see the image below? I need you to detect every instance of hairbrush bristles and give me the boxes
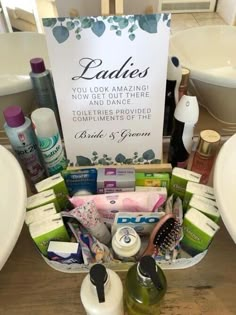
[142,214,181,257]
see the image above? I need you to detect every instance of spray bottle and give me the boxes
[3,105,46,185]
[168,95,199,168]
[80,264,124,315]
[163,56,182,136]
[29,57,63,138]
[31,107,67,176]
[124,255,167,315]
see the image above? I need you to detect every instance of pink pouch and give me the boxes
[70,191,166,225]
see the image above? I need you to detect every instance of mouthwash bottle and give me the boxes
[124,255,167,315]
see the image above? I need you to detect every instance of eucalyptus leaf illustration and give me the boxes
[150,159,161,164]
[167,19,171,28]
[118,17,129,29]
[76,156,92,166]
[128,24,138,33]
[129,34,135,41]
[116,30,122,36]
[110,25,118,31]
[52,25,69,43]
[108,17,113,23]
[91,21,106,37]
[143,149,155,160]
[76,34,81,40]
[75,27,82,34]
[98,158,109,165]
[58,18,66,22]
[115,153,126,163]
[138,15,160,33]
[81,17,93,28]
[66,21,75,30]
[124,158,133,164]
[43,18,57,27]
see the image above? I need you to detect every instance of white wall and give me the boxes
[217,0,236,25]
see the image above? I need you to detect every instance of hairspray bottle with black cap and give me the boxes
[168,95,199,169]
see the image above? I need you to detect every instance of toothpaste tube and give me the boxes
[70,191,166,225]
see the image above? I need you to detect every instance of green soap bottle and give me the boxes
[124,256,167,315]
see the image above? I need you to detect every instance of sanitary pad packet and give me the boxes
[181,208,220,256]
[25,203,57,225]
[26,189,60,212]
[35,173,69,210]
[170,167,201,199]
[29,213,70,256]
[183,182,215,211]
[188,195,220,223]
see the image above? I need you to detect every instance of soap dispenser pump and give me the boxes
[80,264,124,315]
[124,256,167,315]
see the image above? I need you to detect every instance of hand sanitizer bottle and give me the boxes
[80,264,124,315]
[124,256,167,315]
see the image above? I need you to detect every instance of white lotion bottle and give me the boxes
[80,264,124,315]
[31,107,68,176]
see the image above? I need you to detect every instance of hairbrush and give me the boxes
[141,213,181,257]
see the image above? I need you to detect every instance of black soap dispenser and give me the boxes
[124,255,167,315]
[80,264,124,315]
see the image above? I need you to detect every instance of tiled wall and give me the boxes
[171,12,226,34]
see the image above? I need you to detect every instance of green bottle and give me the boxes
[124,256,167,315]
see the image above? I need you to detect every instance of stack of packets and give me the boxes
[25,166,221,266]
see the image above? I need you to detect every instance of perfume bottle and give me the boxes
[124,256,167,315]
[191,130,221,184]
[178,67,190,100]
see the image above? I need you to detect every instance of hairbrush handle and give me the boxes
[141,213,176,257]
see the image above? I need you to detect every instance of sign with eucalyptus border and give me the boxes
[43,14,171,167]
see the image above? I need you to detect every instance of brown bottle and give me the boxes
[191,130,221,184]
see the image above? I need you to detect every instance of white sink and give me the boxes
[0,145,27,271]
[214,134,236,243]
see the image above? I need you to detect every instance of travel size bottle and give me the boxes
[3,105,46,184]
[168,95,199,168]
[80,264,124,315]
[31,107,67,176]
[124,255,167,315]
[29,57,63,138]
[191,129,221,184]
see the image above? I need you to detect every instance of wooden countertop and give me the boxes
[0,221,236,314]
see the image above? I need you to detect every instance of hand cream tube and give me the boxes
[70,191,166,225]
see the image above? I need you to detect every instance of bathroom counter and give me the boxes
[0,222,236,314]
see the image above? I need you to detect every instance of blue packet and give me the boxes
[62,168,97,197]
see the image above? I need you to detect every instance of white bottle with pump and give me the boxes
[80,264,124,315]
[31,107,68,176]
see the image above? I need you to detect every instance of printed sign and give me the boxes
[43,14,171,166]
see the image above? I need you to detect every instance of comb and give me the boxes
[142,213,181,257]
